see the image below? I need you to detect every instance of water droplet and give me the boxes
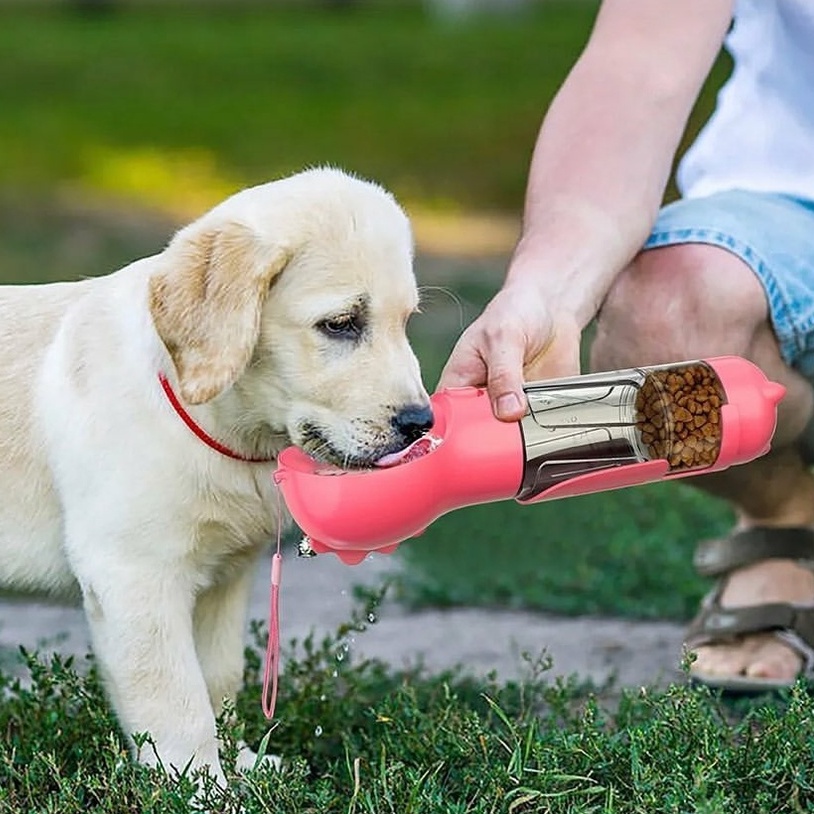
[331,669,338,678]
[320,694,327,702]
[314,725,323,737]
[367,612,377,623]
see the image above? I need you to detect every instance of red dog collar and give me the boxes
[158,373,274,463]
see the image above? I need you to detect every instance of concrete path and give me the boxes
[0,549,687,691]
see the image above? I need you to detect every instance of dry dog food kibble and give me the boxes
[634,363,726,471]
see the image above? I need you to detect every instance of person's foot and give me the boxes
[690,557,814,682]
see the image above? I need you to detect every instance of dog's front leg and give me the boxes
[193,551,279,772]
[77,562,226,784]
[194,555,259,716]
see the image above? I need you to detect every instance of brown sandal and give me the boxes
[685,527,814,692]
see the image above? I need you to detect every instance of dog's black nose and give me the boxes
[392,404,434,445]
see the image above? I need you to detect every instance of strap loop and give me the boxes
[694,527,814,577]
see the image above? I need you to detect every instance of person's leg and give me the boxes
[590,192,814,683]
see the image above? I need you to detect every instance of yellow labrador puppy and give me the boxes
[0,168,431,782]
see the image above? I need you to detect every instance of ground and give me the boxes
[0,547,688,693]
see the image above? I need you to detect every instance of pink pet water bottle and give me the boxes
[274,357,785,564]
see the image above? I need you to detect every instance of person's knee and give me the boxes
[590,243,769,372]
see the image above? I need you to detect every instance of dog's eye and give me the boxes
[317,314,362,339]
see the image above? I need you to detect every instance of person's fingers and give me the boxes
[437,359,480,390]
[523,342,580,382]
[437,324,527,421]
[437,335,487,390]
[437,287,581,422]
[522,319,582,382]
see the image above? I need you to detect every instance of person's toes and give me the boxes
[691,642,747,677]
[691,635,803,682]
[743,641,802,681]
[689,558,814,682]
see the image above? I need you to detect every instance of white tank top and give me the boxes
[677,0,814,201]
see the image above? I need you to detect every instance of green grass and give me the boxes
[396,480,732,620]
[3,601,814,814]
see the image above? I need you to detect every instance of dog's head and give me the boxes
[148,167,431,467]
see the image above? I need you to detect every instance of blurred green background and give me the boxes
[0,0,735,620]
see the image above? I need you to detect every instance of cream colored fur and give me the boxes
[0,168,428,782]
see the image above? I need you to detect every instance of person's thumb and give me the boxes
[485,347,527,422]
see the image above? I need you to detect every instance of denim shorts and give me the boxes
[644,189,814,381]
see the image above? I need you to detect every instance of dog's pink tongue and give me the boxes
[374,435,440,468]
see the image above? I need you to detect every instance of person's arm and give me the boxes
[513,0,734,328]
[439,0,734,419]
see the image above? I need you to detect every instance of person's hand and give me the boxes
[437,280,582,422]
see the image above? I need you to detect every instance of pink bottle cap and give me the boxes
[703,355,786,470]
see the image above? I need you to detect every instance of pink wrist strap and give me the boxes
[262,494,284,720]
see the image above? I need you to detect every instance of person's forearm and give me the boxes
[509,0,733,329]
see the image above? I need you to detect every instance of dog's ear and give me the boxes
[149,220,291,404]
